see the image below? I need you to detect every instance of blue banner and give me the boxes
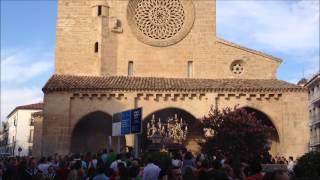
[131,108,142,134]
[115,107,142,135]
[121,110,131,135]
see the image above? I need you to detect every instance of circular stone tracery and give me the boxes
[128,0,195,46]
[231,60,244,75]
[135,0,185,40]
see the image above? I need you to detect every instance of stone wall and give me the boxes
[39,90,309,158]
[55,0,279,79]
[32,114,43,158]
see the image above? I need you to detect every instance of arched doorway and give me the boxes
[142,108,203,152]
[243,107,280,155]
[70,111,125,153]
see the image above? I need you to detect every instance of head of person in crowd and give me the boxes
[28,158,37,170]
[167,166,182,180]
[95,161,106,175]
[85,152,92,161]
[201,159,209,170]
[129,166,140,179]
[103,149,108,154]
[212,159,222,170]
[222,164,235,179]
[172,151,181,160]
[47,165,55,175]
[131,158,140,167]
[39,157,46,164]
[172,151,182,167]
[72,160,82,170]
[147,157,154,164]
[118,162,129,179]
[289,156,293,162]
[0,164,3,177]
[249,160,262,175]
[73,153,81,161]
[184,151,193,160]
[182,166,196,180]
[116,154,122,161]
[19,157,28,169]
[47,156,53,164]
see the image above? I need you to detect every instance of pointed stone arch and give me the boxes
[242,106,280,155]
[70,111,125,153]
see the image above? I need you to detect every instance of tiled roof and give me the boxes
[7,102,43,118]
[15,102,44,110]
[43,75,305,93]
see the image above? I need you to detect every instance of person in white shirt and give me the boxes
[171,152,182,168]
[37,157,51,175]
[110,154,127,172]
[143,158,161,180]
[287,156,295,172]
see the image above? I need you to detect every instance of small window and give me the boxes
[29,130,34,143]
[13,116,17,126]
[97,6,102,16]
[95,42,99,53]
[28,146,33,156]
[128,61,133,76]
[187,61,193,78]
[30,117,35,126]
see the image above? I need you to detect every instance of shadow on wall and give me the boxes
[70,111,126,153]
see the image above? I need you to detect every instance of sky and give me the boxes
[1,0,319,122]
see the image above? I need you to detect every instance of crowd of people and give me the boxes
[0,148,297,180]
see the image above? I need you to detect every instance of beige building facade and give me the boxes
[38,0,309,158]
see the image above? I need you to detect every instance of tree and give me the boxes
[293,151,320,180]
[201,106,275,162]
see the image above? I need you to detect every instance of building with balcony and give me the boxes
[5,102,43,156]
[305,73,320,151]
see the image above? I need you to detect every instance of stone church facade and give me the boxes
[35,0,309,158]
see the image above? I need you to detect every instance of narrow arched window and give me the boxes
[97,6,102,16]
[187,61,193,78]
[128,61,133,76]
[94,42,99,53]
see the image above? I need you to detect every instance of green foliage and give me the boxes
[200,106,275,162]
[294,151,320,180]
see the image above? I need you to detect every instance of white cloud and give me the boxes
[1,87,43,122]
[217,0,319,52]
[217,0,319,83]
[0,46,54,122]
[1,47,53,84]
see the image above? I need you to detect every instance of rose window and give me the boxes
[231,61,244,75]
[134,0,185,40]
[128,0,195,46]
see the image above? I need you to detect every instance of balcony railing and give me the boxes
[310,93,320,103]
[310,138,320,147]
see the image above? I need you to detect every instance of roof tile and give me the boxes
[42,75,305,93]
